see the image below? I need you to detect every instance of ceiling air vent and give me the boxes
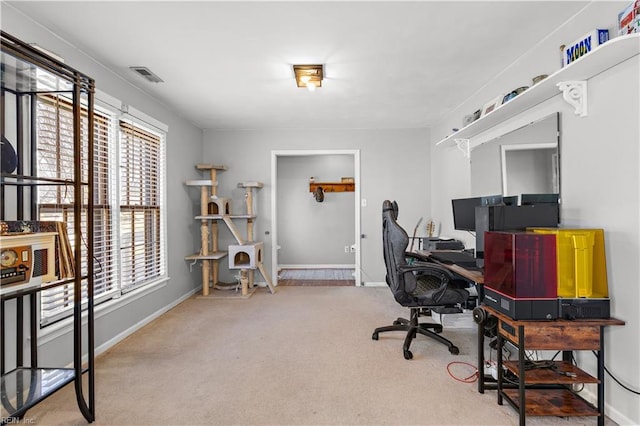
[129,66,164,83]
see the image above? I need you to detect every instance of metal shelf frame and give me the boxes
[1,31,95,424]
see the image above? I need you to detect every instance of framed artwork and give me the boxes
[481,95,503,117]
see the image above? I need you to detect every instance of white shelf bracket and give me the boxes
[454,138,470,158]
[557,80,588,117]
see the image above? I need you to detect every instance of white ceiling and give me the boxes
[7,1,589,130]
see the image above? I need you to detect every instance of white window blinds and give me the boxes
[118,120,165,292]
[36,94,166,326]
[37,94,118,325]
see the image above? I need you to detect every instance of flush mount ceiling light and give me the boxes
[293,64,323,91]
[129,66,164,83]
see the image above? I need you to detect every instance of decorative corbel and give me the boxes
[454,138,470,158]
[557,80,588,117]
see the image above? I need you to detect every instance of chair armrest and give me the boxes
[397,261,454,279]
[397,262,469,304]
[406,253,476,287]
[405,251,431,263]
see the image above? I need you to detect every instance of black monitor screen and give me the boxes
[452,197,482,231]
[520,193,559,205]
[502,195,518,206]
[481,194,503,206]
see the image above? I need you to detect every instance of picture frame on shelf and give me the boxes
[481,95,503,117]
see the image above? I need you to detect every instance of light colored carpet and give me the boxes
[21,286,616,425]
[279,268,355,280]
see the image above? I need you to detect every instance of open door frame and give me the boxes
[271,149,362,286]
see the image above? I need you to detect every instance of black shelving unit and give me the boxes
[1,31,95,423]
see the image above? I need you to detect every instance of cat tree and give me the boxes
[185,164,275,298]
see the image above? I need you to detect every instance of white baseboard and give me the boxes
[362,281,387,287]
[278,264,355,269]
[580,387,636,426]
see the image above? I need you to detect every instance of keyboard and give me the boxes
[429,251,479,269]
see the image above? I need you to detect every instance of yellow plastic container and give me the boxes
[528,228,608,298]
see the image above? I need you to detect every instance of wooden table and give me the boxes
[486,305,624,426]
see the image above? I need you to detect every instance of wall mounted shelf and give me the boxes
[309,182,355,193]
[436,33,640,146]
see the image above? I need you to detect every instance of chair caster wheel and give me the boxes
[449,346,460,355]
[393,320,401,325]
[372,332,379,340]
[403,350,413,360]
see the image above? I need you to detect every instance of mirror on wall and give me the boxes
[470,113,560,200]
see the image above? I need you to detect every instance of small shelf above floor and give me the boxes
[194,214,257,220]
[185,252,228,261]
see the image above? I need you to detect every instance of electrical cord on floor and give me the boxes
[592,351,640,396]
[446,361,479,383]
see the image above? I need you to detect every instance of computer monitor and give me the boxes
[452,197,482,231]
[452,195,507,231]
[481,194,504,206]
[520,193,559,205]
[502,195,518,206]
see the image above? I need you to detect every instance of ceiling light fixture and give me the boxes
[293,64,323,91]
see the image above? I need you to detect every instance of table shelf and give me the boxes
[1,367,76,421]
[503,360,599,385]
[502,388,599,417]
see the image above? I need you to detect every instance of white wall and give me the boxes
[202,128,430,285]
[430,3,639,424]
[277,154,355,266]
[1,5,203,367]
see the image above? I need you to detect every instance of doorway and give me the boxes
[271,150,361,286]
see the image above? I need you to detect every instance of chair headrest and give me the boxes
[382,200,399,220]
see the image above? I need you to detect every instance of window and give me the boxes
[118,121,165,292]
[37,94,166,326]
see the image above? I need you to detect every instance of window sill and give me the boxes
[37,276,170,345]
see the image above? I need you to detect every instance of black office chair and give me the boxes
[372,200,470,360]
